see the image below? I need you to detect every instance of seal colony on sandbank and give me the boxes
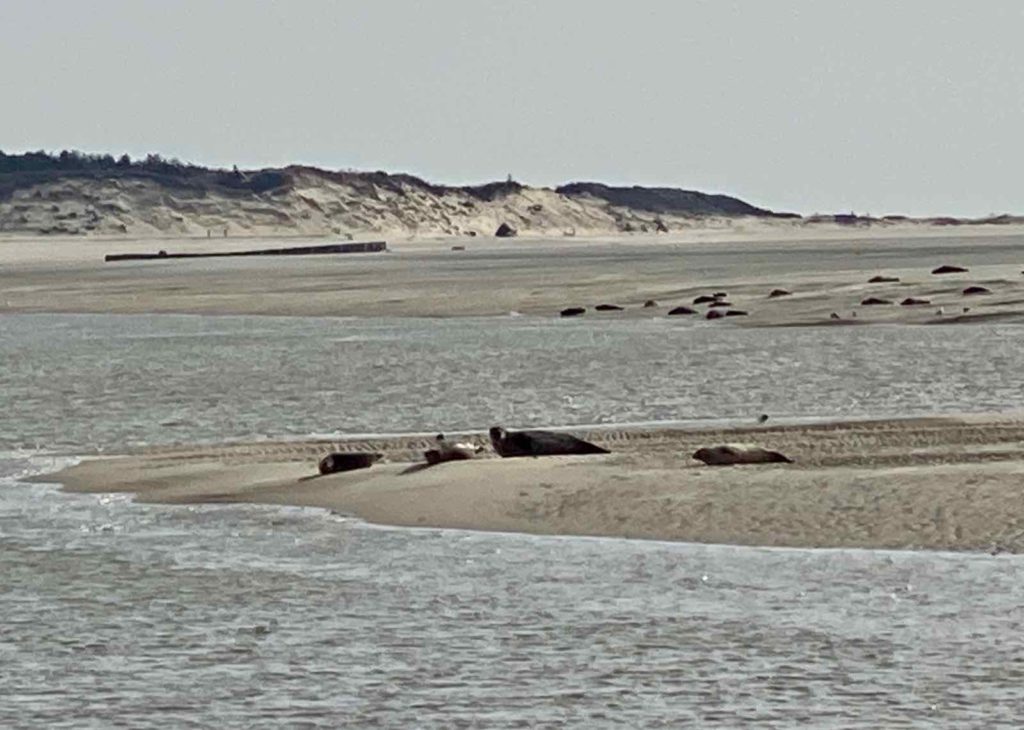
[43,415,1024,553]
[545,257,1018,326]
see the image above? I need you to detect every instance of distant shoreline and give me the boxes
[3,228,1024,325]
[2,150,1021,239]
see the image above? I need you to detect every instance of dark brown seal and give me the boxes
[692,445,792,466]
[318,452,382,475]
[489,426,609,458]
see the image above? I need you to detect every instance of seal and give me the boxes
[932,265,968,275]
[768,289,791,298]
[594,304,624,311]
[424,434,483,465]
[963,286,991,296]
[860,297,892,306]
[560,307,586,317]
[692,444,792,466]
[318,452,382,475]
[667,306,696,315]
[489,426,609,458]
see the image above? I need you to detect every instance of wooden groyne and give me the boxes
[105,241,387,262]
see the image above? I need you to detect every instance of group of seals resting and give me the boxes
[316,427,609,476]
[429,429,612,463]
[317,430,792,475]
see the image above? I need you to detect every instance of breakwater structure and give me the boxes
[105,240,387,262]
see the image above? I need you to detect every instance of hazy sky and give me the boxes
[3,1,1022,216]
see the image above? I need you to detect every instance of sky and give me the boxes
[2,0,1022,216]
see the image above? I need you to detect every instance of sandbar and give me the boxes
[43,416,1024,553]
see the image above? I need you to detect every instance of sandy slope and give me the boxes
[45,417,1024,553]
[0,169,776,239]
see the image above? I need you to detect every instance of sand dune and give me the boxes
[2,158,1021,241]
[45,416,1024,553]
[0,164,785,239]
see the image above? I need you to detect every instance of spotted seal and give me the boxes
[424,434,483,465]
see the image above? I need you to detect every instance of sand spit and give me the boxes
[44,416,1024,553]
[3,230,1024,323]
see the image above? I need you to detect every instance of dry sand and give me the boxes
[44,416,1024,553]
[3,226,1024,324]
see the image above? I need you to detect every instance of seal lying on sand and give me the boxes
[489,426,609,457]
[424,434,483,465]
[318,452,382,475]
[692,444,793,466]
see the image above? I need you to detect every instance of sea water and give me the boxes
[3,313,1024,727]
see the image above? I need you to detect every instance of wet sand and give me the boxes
[46,416,1024,553]
[3,229,1024,324]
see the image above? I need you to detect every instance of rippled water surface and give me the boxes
[3,313,1024,727]
[3,313,1024,451]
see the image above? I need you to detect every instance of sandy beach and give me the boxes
[2,226,1024,324]
[45,415,1024,553]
